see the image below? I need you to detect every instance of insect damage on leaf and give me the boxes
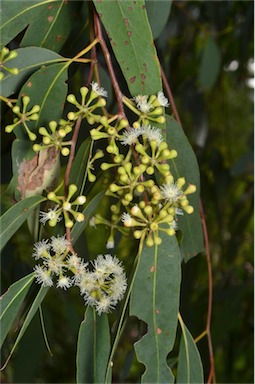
[17,147,60,199]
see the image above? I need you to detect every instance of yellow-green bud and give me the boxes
[67,94,77,104]
[61,147,70,156]
[63,201,72,211]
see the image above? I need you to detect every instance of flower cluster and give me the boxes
[87,89,196,247]
[0,47,19,80]
[122,91,168,127]
[33,236,127,315]
[40,184,86,228]
[5,95,40,141]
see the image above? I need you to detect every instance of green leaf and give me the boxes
[166,117,204,260]
[0,0,75,50]
[71,191,105,245]
[0,0,46,48]
[93,0,162,95]
[198,37,221,90]
[69,138,92,192]
[6,284,49,363]
[76,306,111,384]
[130,233,181,383]
[145,0,172,40]
[0,196,46,251]
[1,47,63,97]
[0,273,34,347]
[20,1,82,52]
[177,315,204,384]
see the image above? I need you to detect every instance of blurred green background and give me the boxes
[1,1,253,383]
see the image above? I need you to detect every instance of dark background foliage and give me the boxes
[1,1,253,383]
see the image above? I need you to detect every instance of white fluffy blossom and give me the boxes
[32,239,50,260]
[51,235,69,254]
[34,265,53,287]
[157,91,169,107]
[120,127,142,146]
[160,182,183,203]
[141,125,163,145]
[133,95,152,113]
[39,206,61,225]
[91,81,108,97]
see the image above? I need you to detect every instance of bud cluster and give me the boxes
[32,120,73,156]
[5,95,40,141]
[0,47,19,80]
[40,184,86,228]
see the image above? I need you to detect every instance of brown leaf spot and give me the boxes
[124,18,129,27]
[142,4,146,9]
[127,31,132,37]
[27,82,32,88]
[141,73,146,80]
[155,309,160,314]
[150,265,155,272]
[124,41,129,45]
[47,16,54,23]
[129,76,136,83]
[23,208,28,213]
[128,6,133,11]
[56,34,61,42]
[47,5,53,10]
[156,328,162,335]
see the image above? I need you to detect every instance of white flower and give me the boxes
[157,91,169,107]
[39,206,61,225]
[57,275,72,290]
[83,291,98,307]
[141,125,163,145]
[78,271,97,295]
[121,212,132,226]
[91,81,108,97]
[110,273,127,302]
[95,295,115,315]
[43,255,64,275]
[160,182,183,203]
[34,265,53,287]
[120,127,142,146]
[32,239,50,260]
[51,235,70,254]
[106,240,115,249]
[134,95,152,113]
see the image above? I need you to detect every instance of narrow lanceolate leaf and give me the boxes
[198,37,221,90]
[166,117,204,260]
[177,314,204,384]
[76,306,111,384]
[145,0,172,40]
[1,47,63,97]
[130,234,181,383]
[71,191,105,245]
[0,196,46,251]
[6,284,49,363]
[0,273,34,347]
[93,0,162,95]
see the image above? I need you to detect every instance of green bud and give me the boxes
[61,147,70,156]
[12,105,20,114]
[67,94,77,105]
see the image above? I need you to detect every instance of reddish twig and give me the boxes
[199,200,216,384]
[161,65,216,383]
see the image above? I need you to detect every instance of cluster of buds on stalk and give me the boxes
[5,95,40,141]
[40,184,86,228]
[0,47,19,80]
